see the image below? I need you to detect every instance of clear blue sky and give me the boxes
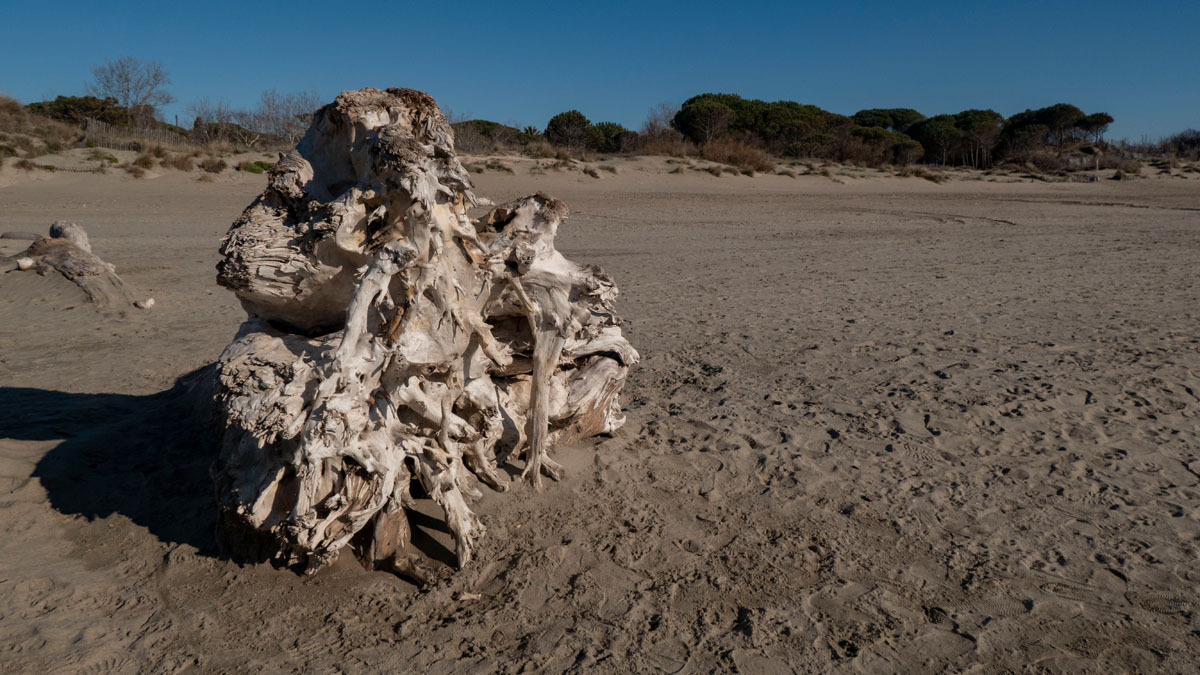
[2,0,1196,140]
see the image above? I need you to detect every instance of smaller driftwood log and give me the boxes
[8,222,138,306]
[212,88,637,581]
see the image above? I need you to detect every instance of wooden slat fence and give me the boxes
[83,118,194,151]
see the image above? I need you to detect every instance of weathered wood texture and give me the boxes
[212,88,637,580]
[10,222,133,305]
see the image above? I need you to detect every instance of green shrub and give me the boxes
[851,108,925,132]
[891,133,924,165]
[519,126,542,145]
[674,93,852,157]
[906,116,964,165]
[593,122,637,153]
[26,95,129,125]
[545,110,594,152]
[673,99,735,143]
[235,159,273,173]
[14,158,36,170]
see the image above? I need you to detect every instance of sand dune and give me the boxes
[2,162,1199,672]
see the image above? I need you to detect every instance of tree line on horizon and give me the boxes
[454,95,1155,172]
[3,57,1199,174]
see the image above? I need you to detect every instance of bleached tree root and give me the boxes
[212,88,637,582]
[8,222,137,306]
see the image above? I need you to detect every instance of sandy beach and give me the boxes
[2,159,1199,672]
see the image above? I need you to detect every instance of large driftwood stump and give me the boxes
[7,222,136,306]
[212,88,637,581]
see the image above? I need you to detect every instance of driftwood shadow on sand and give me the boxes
[1,367,221,554]
[0,366,458,569]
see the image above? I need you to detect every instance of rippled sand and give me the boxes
[2,160,1198,672]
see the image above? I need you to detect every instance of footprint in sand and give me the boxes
[1036,579,1126,612]
[70,655,143,675]
[968,594,1033,619]
[1125,591,1194,615]
[896,440,939,463]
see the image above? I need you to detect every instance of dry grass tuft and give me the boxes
[1100,156,1142,173]
[0,95,82,158]
[637,136,696,157]
[200,157,227,173]
[164,154,195,171]
[86,149,118,164]
[898,166,948,183]
[466,161,515,174]
[523,140,558,159]
[698,138,774,173]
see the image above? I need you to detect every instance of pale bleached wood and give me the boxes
[212,88,638,582]
[12,224,134,306]
[49,221,91,253]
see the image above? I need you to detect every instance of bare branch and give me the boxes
[88,56,174,125]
